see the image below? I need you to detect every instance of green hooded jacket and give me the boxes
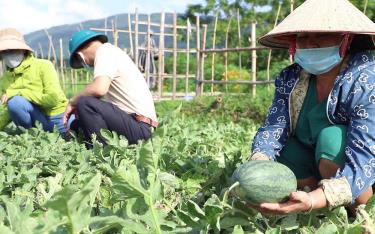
[0,54,68,129]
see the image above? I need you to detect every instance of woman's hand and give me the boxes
[63,102,76,130]
[0,94,8,105]
[248,188,327,215]
[251,191,312,215]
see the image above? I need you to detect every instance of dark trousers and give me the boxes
[70,96,152,148]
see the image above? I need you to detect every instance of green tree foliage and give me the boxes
[183,0,375,82]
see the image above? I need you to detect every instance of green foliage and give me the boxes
[0,96,372,233]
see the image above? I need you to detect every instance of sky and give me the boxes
[0,0,205,34]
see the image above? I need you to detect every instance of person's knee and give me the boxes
[76,96,98,112]
[316,125,347,166]
[7,96,30,113]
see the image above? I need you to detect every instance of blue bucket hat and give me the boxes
[69,30,108,69]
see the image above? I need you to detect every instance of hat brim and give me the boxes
[259,31,375,49]
[0,39,33,53]
[69,34,107,69]
[258,0,375,49]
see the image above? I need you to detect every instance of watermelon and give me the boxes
[231,160,297,204]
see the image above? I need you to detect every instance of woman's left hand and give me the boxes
[250,191,313,215]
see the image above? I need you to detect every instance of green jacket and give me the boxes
[0,55,68,128]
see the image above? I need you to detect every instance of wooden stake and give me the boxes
[185,18,191,97]
[251,22,257,97]
[145,14,152,88]
[172,12,178,100]
[201,24,207,94]
[59,38,65,88]
[128,13,134,58]
[237,9,242,80]
[134,9,139,67]
[211,15,218,95]
[38,43,44,59]
[104,17,108,36]
[195,15,201,96]
[158,12,165,99]
[289,0,295,64]
[44,29,57,65]
[225,17,233,92]
[267,1,282,91]
[364,0,369,14]
[112,19,119,47]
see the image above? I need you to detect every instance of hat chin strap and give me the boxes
[288,37,296,58]
[339,34,352,57]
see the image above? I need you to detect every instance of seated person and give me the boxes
[0,28,73,134]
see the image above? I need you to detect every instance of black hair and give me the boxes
[348,34,375,54]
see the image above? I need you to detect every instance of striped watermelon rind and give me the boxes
[231,160,297,204]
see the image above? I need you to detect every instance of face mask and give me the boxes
[77,52,93,72]
[2,51,24,68]
[294,46,343,75]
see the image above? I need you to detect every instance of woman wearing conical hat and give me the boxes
[0,28,74,134]
[249,0,375,214]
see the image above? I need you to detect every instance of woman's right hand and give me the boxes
[0,94,8,105]
[249,152,270,161]
[63,103,76,130]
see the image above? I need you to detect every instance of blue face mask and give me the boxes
[294,46,343,75]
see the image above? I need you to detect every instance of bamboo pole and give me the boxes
[225,17,233,92]
[46,33,51,60]
[195,15,202,96]
[134,9,139,67]
[201,24,207,94]
[44,29,58,66]
[74,70,77,94]
[91,27,175,37]
[130,20,197,30]
[128,13,134,58]
[267,1,282,91]
[38,43,44,59]
[158,12,165,99]
[172,12,178,100]
[112,19,119,47]
[199,80,273,85]
[59,38,65,88]
[145,15,152,88]
[211,15,218,95]
[104,17,108,36]
[251,22,257,97]
[290,0,295,12]
[70,69,73,88]
[237,9,242,80]
[289,0,295,64]
[364,0,369,14]
[185,18,191,97]
[201,47,265,53]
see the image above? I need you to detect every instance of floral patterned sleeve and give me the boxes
[326,55,375,207]
[251,65,300,160]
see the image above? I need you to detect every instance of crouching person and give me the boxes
[64,30,158,148]
[0,28,72,134]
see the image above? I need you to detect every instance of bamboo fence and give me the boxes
[39,10,272,100]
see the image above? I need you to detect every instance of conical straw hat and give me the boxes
[0,28,33,52]
[259,0,375,49]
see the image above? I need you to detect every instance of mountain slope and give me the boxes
[24,13,180,60]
